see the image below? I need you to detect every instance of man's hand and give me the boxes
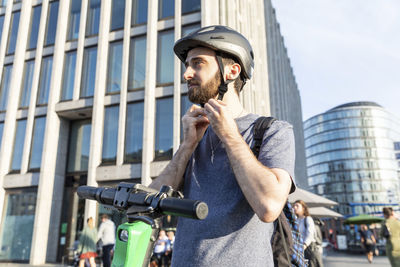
[182,105,209,148]
[204,99,241,143]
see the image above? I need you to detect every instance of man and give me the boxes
[382,207,400,267]
[98,214,115,267]
[150,25,295,266]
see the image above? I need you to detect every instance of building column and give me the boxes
[173,0,182,153]
[0,0,23,225]
[141,0,158,186]
[30,0,69,264]
[202,0,220,27]
[116,0,133,165]
[85,0,112,220]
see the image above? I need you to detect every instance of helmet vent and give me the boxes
[210,36,225,39]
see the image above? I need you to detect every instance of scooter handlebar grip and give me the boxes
[77,186,100,201]
[159,198,208,220]
[77,186,115,205]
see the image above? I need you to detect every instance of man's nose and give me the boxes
[183,66,194,81]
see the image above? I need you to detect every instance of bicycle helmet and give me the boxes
[174,25,254,101]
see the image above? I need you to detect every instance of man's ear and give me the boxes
[225,63,241,81]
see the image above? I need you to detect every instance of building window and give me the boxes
[27,5,42,50]
[110,0,125,31]
[6,11,20,55]
[0,189,37,261]
[394,142,400,151]
[102,106,119,164]
[19,60,35,108]
[86,0,100,36]
[157,30,174,85]
[67,120,91,172]
[0,0,7,7]
[61,50,77,101]
[106,41,123,93]
[37,56,53,105]
[128,35,146,90]
[0,16,4,40]
[180,94,192,142]
[182,0,200,14]
[131,0,147,26]
[44,1,59,46]
[125,101,143,163]
[67,0,81,40]
[0,65,13,111]
[11,119,26,172]
[29,117,46,170]
[0,122,3,150]
[80,46,97,98]
[155,97,173,161]
[158,0,174,19]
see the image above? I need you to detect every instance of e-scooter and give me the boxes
[77,182,208,267]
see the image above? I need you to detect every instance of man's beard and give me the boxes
[187,71,221,104]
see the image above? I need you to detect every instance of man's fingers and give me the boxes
[189,104,202,112]
[188,105,206,117]
[183,113,209,125]
[204,102,220,119]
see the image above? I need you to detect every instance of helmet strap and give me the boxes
[215,54,233,101]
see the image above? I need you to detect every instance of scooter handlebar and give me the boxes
[160,197,208,220]
[77,185,208,220]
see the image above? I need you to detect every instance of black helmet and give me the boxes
[174,25,254,80]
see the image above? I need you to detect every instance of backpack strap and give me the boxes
[277,214,292,265]
[251,117,294,264]
[251,116,276,158]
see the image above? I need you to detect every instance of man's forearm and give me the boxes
[223,134,291,222]
[149,143,195,190]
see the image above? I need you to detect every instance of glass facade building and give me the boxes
[0,0,304,264]
[304,102,400,216]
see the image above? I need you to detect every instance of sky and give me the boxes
[270,0,400,121]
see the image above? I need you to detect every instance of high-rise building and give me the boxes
[0,0,304,264]
[304,102,400,217]
[264,0,307,189]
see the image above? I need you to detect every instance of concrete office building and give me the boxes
[304,102,400,217]
[0,0,304,264]
[264,0,307,189]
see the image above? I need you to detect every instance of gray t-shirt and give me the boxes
[171,113,296,267]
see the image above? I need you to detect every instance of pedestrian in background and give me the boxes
[78,217,97,267]
[359,224,376,263]
[382,207,400,267]
[294,200,323,267]
[314,218,324,259]
[98,214,115,267]
[152,230,169,267]
[165,230,175,266]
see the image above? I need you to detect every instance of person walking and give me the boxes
[382,207,400,267]
[78,217,98,267]
[152,230,169,267]
[150,25,296,266]
[293,200,323,267]
[98,214,115,267]
[359,224,377,263]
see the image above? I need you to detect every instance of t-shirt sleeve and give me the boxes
[257,120,296,193]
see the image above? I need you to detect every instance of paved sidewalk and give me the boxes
[1,251,392,267]
[324,250,391,267]
[0,264,63,267]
